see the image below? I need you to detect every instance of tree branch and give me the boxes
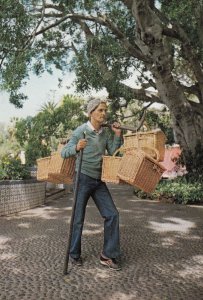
[31,3,64,13]
[101,16,151,63]
[23,0,46,49]
[0,53,7,70]
[34,14,71,36]
[119,82,162,103]
[181,83,202,100]
[70,42,79,56]
[174,24,203,99]
[71,17,159,104]
[33,13,64,18]
[33,12,150,63]
[120,0,133,10]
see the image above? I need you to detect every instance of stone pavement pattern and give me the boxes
[0,185,203,300]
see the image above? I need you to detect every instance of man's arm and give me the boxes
[61,125,87,158]
[61,132,78,158]
[106,122,122,155]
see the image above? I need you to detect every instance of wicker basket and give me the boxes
[47,152,76,184]
[101,148,126,184]
[37,152,75,184]
[117,150,166,193]
[57,143,65,152]
[47,173,74,185]
[123,129,166,161]
[125,146,160,161]
[36,156,51,181]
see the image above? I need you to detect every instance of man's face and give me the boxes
[90,102,107,124]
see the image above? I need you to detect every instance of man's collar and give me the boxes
[87,121,103,134]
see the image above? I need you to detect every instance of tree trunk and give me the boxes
[131,0,203,175]
[155,74,203,174]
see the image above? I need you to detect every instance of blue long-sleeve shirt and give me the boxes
[61,123,122,179]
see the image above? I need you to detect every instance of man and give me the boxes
[61,98,122,270]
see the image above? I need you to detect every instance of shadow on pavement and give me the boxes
[0,185,203,300]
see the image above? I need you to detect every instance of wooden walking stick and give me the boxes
[63,132,86,275]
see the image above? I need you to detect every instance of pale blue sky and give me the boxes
[0,70,108,125]
[0,2,161,126]
[0,70,78,124]
[0,72,158,126]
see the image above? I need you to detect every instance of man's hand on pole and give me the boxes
[111,122,122,137]
[76,138,87,152]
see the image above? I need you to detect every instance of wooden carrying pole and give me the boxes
[63,132,86,275]
[102,123,138,132]
[101,110,146,132]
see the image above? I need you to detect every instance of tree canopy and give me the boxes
[14,94,86,165]
[1,0,203,176]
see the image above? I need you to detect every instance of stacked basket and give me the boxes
[123,129,166,161]
[36,146,75,184]
[102,129,166,193]
[101,147,126,185]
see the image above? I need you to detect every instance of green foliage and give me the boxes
[144,109,174,144]
[14,94,86,165]
[0,121,22,158]
[182,142,203,181]
[25,141,50,166]
[0,154,31,180]
[116,102,174,145]
[0,0,137,105]
[0,0,34,106]
[152,177,203,204]
[134,188,152,200]
[134,175,203,205]
[74,34,133,94]
[160,0,203,83]
[1,0,203,176]
[160,0,203,58]
[1,0,202,104]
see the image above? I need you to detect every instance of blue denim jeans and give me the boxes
[70,172,120,259]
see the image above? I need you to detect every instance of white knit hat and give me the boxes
[87,98,107,116]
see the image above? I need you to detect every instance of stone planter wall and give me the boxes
[0,179,46,216]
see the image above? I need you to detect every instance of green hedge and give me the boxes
[134,177,203,205]
[0,155,31,180]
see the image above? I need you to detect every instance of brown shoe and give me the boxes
[69,256,83,266]
[100,255,121,271]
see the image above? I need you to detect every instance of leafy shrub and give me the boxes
[134,188,153,199]
[134,177,203,204]
[0,155,31,180]
[152,177,203,204]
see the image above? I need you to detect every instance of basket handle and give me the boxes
[123,146,160,161]
[140,146,160,161]
[153,164,162,174]
[113,147,124,157]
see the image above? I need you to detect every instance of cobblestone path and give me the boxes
[0,185,203,300]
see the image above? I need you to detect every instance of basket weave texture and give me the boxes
[37,151,75,184]
[57,143,65,152]
[101,148,126,184]
[117,150,166,193]
[36,156,51,181]
[123,129,166,161]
